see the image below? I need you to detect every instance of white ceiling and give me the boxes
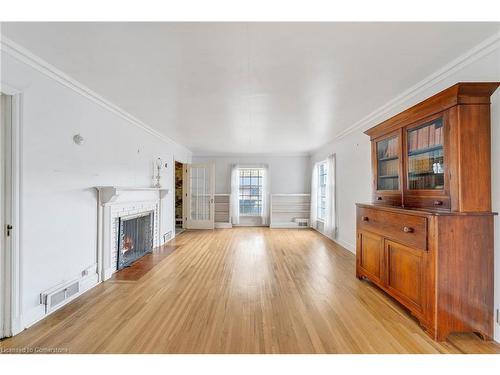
[2,22,499,154]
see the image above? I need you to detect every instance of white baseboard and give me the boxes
[20,305,45,332]
[103,267,115,281]
[10,315,23,336]
[270,223,310,229]
[215,222,232,229]
[312,227,356,254]
[333,238,356,254]
[19,272,99,332]
[80,272,99,291]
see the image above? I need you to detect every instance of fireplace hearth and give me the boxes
[117,211,154,270]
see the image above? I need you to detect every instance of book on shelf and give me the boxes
[379,158,398,176]
[435,124,442,145]
[379,137,399,159]
[409,150,444,175]
[410,131,417,152]
[409,173,444,190]
[389,137,397,157]
[409,122,444,153]
[422,126,429,149]
[379,176,398,190]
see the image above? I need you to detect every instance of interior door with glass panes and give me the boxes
[185,163,215,229]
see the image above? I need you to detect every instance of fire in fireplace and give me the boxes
[117,211,154,270]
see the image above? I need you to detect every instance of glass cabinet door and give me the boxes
[376,136,400,191]
[407,118,444,190]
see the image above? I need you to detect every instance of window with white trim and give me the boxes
[239,168,263,216]
[317,161,327,221]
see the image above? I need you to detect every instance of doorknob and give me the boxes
[6,224,13,236]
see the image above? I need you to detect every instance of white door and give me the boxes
[185,163,215,229]
[1,93,13,338]
[0,93,4,338]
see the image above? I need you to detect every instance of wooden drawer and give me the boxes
[404,195,450,210]
[372,193,402,206]
[357,207,427,250]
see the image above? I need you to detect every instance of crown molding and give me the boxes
[0,35,192,155]
[331,30,500,143]
[192,151,311,158]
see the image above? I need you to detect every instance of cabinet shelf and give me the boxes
[409,171,444,177]
[379,175,399,179]
[378,156,399,162]
[408,145,443,157]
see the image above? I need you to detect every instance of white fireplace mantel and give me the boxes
[95,186,169,204]
[94,186,169,281]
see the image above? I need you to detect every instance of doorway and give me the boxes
[174,161,184,235]
[1,93,13,338]
[0,88,21,339]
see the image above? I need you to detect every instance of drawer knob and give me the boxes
[377,196,383,201]
[434,200,443,206]
[403,226,414,233]
[361,216,369,222]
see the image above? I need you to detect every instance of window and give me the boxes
[317,162,327,221]
[239,168,263,216]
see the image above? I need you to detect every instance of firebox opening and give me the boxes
[117,211,154,270]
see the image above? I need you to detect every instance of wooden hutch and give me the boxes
[356,82,499,341]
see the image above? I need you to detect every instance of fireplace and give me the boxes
[117,211,154,270]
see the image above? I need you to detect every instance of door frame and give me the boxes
[1,84,22,337]
[172,158,186,237]
[184,162,215,230]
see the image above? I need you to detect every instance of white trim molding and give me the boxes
[332,238,355,254]
[0,87,23,336]
[0,36,192,157]
[312,225,355,254]
[192,151,311,158]
[331,30,500,142]
[95,186,168,205]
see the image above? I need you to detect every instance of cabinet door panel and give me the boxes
[385,240,424,311]
[402,112,451,209]
[357,231,383,282]
[372,129,403,206]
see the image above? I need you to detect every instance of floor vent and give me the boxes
[294,218,309,227]
[40,280,80,313]
[163,231,172,243]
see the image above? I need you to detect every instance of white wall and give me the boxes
[193,154,311,194]
[311,47,500,341]
[1,50,192,330]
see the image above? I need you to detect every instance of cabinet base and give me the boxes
[355,271,494,342]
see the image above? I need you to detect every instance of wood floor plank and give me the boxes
[1,228,499,354]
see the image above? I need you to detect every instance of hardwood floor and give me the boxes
[1,228,499,354]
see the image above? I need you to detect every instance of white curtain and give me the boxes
[325,154,337,238]
[310,163,319,229]
[261,166,269,225]
[230,164,240,225]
